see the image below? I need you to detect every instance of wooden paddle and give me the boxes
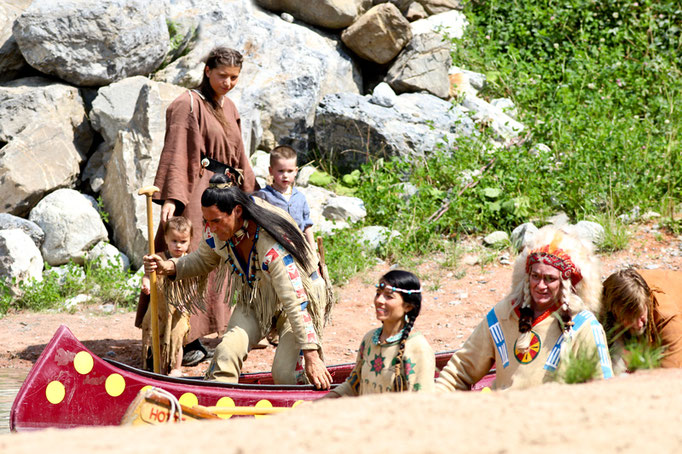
[138,185,161,374]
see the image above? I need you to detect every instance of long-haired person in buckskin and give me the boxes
[135,47,258,364]
[143,173,334,389]
[600,268,682,372]
[327,270,435,397]
[437,225,613,391]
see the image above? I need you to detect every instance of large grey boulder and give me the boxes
[29,189,108,266]
[100,83,170,269]
[416,0,462,15]
[0,0,32,82]
[322,196,367,223]
[86,241,131,272]
[405,2,428,21]
[255,0,370,29]
[90,76,152,148]
[341,3,412,64]
[0,229,44,291]
[297,185,336,229]
[385,32,451,99]
[154,0,361,155]
[0,78,93,216]
[84,77,185,192]
[314,91,475,171]
[359,225,400,250]
[0,213,44,249]
[13,0,170,86]
[511,222,538,252]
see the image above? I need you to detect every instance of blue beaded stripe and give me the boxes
[486,309,509,368]
[543,310,613,378]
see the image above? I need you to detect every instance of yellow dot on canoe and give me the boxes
[292,400,306,408]
[73,351,94,375]
[179,392,198,408]
[216,396,235,419]
[105,373,125,397]
[141,385,153,393]
[45,381,65,404]
[254,399,272,419]
[481,387,492,394]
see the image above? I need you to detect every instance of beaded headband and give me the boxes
[525,231,583,286]
[376,282,422,295]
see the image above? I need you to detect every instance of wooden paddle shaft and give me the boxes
[138,186,161,374]
[203,406,289,416]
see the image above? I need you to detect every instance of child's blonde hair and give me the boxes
[164,216,193,238]
[269,145,297,165]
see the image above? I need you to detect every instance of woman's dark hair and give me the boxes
[197,46,243,130]
[379,270,422,392]
[201,174,311,267]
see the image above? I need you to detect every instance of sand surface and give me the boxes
[3,369,681,453]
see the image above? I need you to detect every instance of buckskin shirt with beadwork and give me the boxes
[169,202,329,354]
[332,328,435,396]
[436,298,613,391]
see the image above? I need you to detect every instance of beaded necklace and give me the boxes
[372,326,405,345]
[220,225,261,287]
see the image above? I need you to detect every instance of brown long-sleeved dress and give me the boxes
[145,89,257,343]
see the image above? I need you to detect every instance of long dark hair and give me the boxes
[379,270,422,392]
[197,46,243,130]
[201,174,312,267]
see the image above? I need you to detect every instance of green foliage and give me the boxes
[84,258,139,309]
[321,230,376,285]
[0,260,138,315]
[591,212,631,252]
[96,196,110,224]
[308,171,334,187]
[623,336,664,371]
[559,346,601,384]
[322,0,680,279]
[449,0,681,220]
[0,282,13,317]
[167,19,195,56]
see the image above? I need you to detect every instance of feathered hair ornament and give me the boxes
[504,225,602,352]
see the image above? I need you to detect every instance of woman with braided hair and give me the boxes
[327,270,435,397]
[436,225,613,391]
[144,173,333,388]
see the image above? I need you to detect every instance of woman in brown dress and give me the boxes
[137,47,257,364]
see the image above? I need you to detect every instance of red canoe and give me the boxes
[10,325,495,431]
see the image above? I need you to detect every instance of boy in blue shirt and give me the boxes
[254,145,315,249]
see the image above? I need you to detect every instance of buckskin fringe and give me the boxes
[160,273,206,316]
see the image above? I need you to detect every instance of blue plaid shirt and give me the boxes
[254,185,313,232]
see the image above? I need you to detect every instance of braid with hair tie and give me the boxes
[393,313,417,392]
[558,278,574,332]
[516,275,534,352]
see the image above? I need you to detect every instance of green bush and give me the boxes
[623,336,664,371]
[559,346,601,384]
[0,260,139,316]
[320,229,377,285]
[450,0,680,219]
